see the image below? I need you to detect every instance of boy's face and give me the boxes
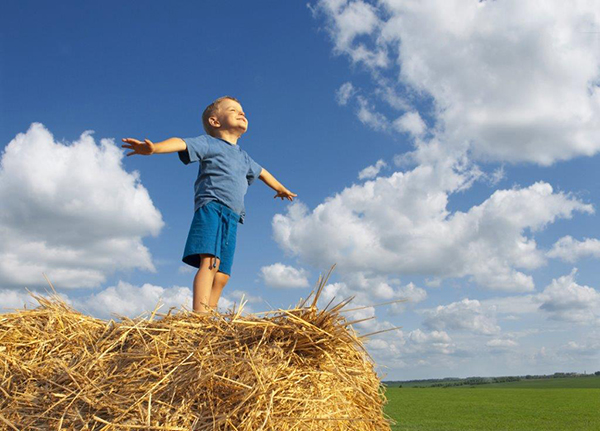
[211,99,248,135]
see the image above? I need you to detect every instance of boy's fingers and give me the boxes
[123,138,142,144]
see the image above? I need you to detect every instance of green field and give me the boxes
[468,376,600,389]
[383,377,600,430]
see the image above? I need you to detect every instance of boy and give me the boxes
[122,96,296,313]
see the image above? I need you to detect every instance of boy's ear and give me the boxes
[208,116,220,129]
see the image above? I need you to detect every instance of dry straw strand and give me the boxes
[0,267,395,430]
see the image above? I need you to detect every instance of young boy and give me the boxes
[122,96,296,313]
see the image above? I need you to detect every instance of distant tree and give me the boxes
[595,371,600,376]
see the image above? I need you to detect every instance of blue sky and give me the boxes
[2,0,600,380]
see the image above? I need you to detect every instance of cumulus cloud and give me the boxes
[1,281,261,319]
[0,288,70,312]
[318,273,427,310]
[274,176,591,292]
[260,263,310,289]
[421,299,501,335]
[73,281,192,319]
[305,1,600,374]
[0,124,164,289]
[547,236,600,262]
[316,0,388,68]
[431,270,600,330]
[358,159,387,180]
[538,269,600,324]
[393,111,427,137]
[316,0,600,165]
[365,328,457,370]
[408,329,455,355]
[309,274,426,335]
[213,289,264,314]
[302,1,596,295]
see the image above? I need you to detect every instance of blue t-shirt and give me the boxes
[178,135,263,224]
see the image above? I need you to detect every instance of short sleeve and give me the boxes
[178,136,210,165]
[246,154,263,185]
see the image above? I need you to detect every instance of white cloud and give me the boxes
[273,175,591,292]
[336,81,356,105]
[313,274,426,335]
[0,288,70,312]
[358,159,387,180]
[303,2,600,376]
[447,270,600,327]
[305,1,595,293]
[227,289,264,305]
[1,281,262,319]
[73,281,192,319]
[408,329,455,355]
[317,0,600,165]
[421,298,501,335]
[480,294,540,317]
[538,269,600,324]
[563,339,600,357]
[393,111,427,137]
[488,166,506,186]
[356,96,389,131]
[366,328,456,370]
[547,236,600,262]
[317,273,426,310]
[317,0,388,68]
[0,124,163,289]
[260,263,310,289]
[217,289,263,314]
[487,339,518,350]
[389,282,428,314]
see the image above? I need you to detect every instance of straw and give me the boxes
[0,272,394,430]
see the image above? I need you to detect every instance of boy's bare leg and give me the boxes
[193,255,220,313]
[208,272,230,309]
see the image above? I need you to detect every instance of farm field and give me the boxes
[383,377,600,430]
[469,376,600,389]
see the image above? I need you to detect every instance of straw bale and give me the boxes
[0,276,393,430]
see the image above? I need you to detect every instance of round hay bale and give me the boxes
[0,279,393,430]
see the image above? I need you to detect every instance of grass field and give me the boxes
[469,376,600,389]
[383,377,600,430]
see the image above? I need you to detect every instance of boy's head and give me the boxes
[202,96,248,137]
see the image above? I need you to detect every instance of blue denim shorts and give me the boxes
[182,201,239,275]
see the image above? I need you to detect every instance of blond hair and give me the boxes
[202,96,240,136]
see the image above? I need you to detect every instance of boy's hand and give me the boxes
[274,189,297,201]
[121,138,155,156]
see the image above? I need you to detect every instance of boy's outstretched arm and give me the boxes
[259,169,297,201]
[121,137,186,156]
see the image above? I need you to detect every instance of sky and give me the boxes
[1,0,600,380]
